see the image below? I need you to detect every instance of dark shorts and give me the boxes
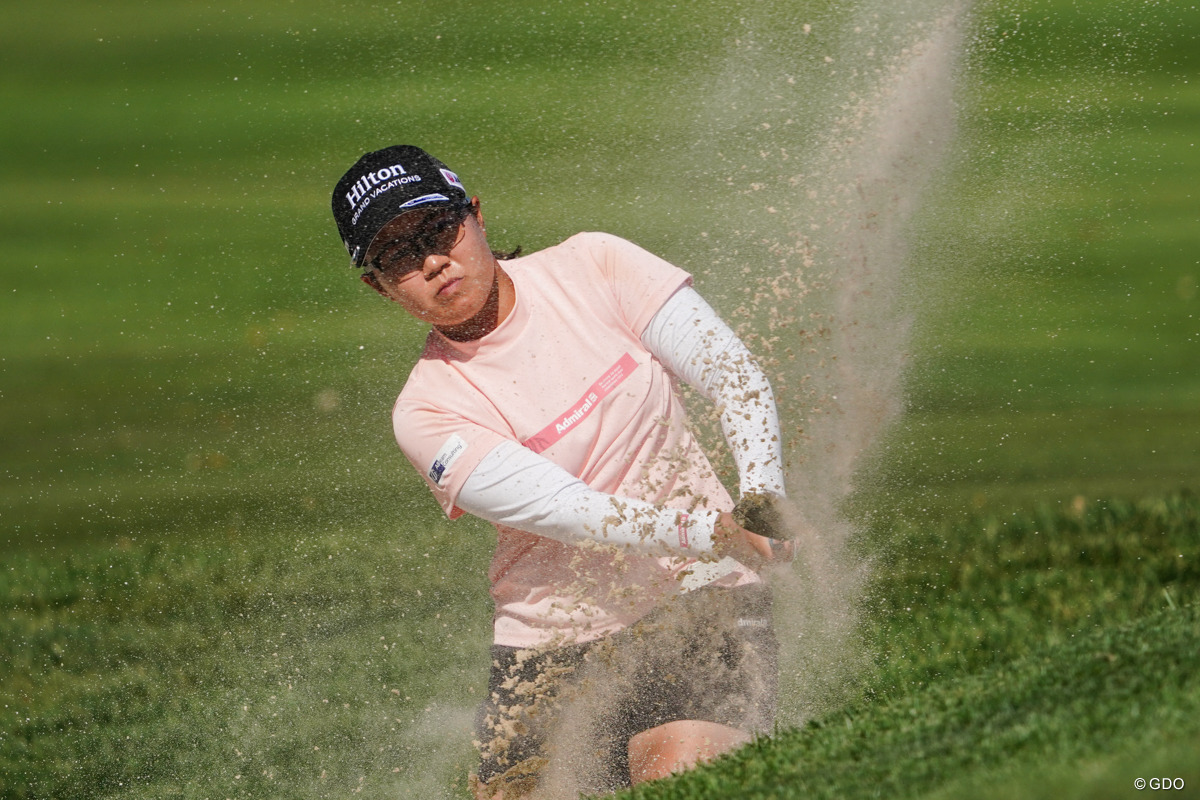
[473,583,778,795]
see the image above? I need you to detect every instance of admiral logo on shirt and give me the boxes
[523,353,638,454]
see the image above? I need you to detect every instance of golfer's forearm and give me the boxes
[641,286,786,497]
[456,440,719,555]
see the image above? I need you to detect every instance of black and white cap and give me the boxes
[331,145,468,267]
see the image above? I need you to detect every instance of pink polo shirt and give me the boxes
[393,232,754,648]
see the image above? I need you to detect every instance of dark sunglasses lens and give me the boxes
[428,212,464,250]
[377,243,424,277]
[375,206,469,277]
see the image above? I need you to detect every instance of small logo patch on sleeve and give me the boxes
[428,434,468,486]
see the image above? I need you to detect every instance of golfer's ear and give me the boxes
[361,272,388,297]
[470,195,484,231]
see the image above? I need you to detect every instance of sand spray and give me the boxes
[515,5,971,796]
[756,3,968,725]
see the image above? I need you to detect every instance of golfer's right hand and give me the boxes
[731,491,789,540]
[713,512,793,567]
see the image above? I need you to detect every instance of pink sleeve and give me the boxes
[392,397,510,519]
[580,233,693,336]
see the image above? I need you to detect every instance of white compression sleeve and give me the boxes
[455,439,719,556]
[641,286,786,498]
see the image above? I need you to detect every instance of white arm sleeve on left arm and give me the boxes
[455,439,719,556]
[641,286,786,498]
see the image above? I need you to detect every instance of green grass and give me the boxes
[1,521,496,799]
[4,493,1195,799]
[2,0,1198,796]
[617,492,1200,799]
[620,602,1200,799]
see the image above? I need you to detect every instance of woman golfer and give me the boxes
[331,145,791,797]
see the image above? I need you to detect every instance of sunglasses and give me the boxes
[367,201,474,280]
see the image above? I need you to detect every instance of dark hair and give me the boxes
[492,246,523,260]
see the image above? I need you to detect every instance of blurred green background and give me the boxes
[1,0,1196,797]
[2,0,1194,556]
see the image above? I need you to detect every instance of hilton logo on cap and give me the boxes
[345,164,408,211]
